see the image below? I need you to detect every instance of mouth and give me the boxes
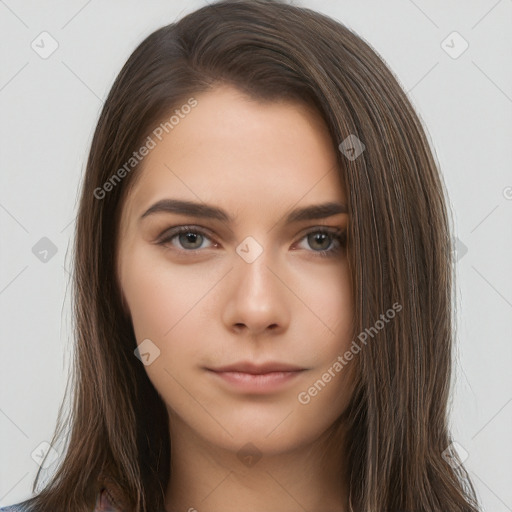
[205,361,307,393]
[207,361,307,374]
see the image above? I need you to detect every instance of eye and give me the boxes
[156,225,216,251]
[295,228,347,257]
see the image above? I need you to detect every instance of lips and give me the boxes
[207,361,306,374]
[206,361,307,393]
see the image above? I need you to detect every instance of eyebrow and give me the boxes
[139,199,348,224]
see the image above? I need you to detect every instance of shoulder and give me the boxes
[0,489,120,512]
[0,500,36,512]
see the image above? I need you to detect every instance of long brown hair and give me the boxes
[24,1,480,510]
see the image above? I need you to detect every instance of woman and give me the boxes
[0,0,481,511]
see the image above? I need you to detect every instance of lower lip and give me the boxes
[207,369,305,393]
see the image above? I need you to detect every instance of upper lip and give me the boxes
[207,361,306,374]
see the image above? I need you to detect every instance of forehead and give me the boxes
[121,85,345,223]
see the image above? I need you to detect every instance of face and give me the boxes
[117,85,355,457]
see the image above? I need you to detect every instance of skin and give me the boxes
[117,85,356,512]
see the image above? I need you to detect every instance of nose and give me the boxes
[221,251,290,337]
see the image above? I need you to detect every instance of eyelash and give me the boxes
[155,225,347,258]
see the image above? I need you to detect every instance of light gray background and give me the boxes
[1,0,511,510]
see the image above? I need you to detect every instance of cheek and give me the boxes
[294,261,354,354]
[121,254,210,406]
[120,250,222,390]
[292,263,356,403]
[121,248,210,341]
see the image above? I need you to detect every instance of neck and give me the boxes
[164,414,349,512]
